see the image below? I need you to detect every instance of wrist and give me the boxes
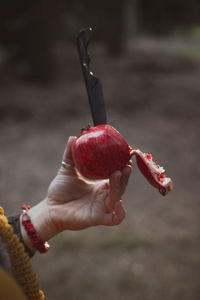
[20,199,59,253]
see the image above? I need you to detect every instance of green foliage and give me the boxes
[190,26,200,40]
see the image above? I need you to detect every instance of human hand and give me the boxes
[21,136,132,251]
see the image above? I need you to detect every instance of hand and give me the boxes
[47,136,132,230]
[21,136,132,251]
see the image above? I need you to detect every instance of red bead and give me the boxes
[32,234,39,243]
[26,224,35,235]
[22,214,30,224]
[22,205,31,211]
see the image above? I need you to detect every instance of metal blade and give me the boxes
[77,27,107,126]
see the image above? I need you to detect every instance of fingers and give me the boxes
[102,200,126,226]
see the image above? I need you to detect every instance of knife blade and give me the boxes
[77,27,107,126]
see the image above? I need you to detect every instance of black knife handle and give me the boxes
[77,27,107,126]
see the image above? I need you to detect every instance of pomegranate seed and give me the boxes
[146,154,152,160]
[160,173,166,178]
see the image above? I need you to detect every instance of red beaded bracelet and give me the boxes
[21,205,50,253]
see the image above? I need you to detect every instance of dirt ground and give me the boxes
[0,37,200,300]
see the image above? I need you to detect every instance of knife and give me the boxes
[77,27,107,126]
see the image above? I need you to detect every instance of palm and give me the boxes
[47,169,108,229]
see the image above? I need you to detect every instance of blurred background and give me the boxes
[0,0,199,299]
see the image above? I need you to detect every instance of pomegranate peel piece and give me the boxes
[130,149,173,196]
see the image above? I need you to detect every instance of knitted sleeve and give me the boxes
[8,214,34,258]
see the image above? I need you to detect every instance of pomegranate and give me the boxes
[72,124,131,180]
[72,124,173,196]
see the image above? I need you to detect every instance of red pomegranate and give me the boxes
[72,124,172,196]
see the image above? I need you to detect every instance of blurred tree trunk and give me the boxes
[27,1,53,82]
[102,0,124,55]
[102,0,139,55]
[124,0,138,42]
[27,0,63,82]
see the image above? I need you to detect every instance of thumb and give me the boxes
[62,136,77,165]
